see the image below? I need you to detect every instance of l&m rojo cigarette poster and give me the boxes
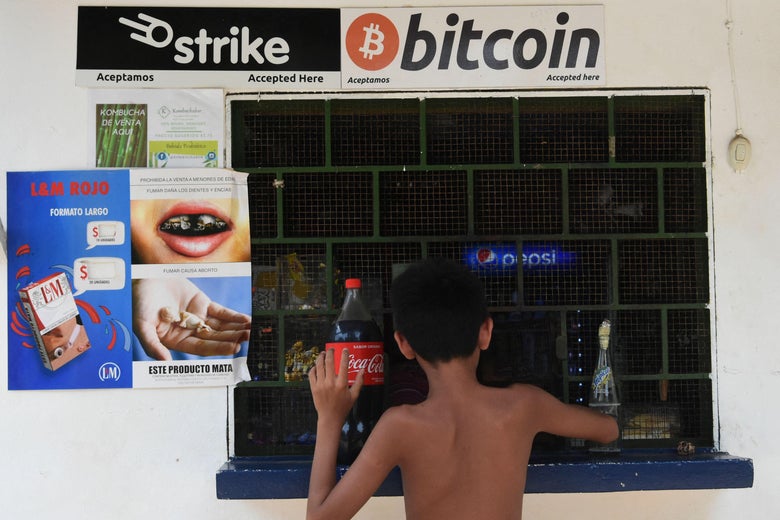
[6,169,251,390]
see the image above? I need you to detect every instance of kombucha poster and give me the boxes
[89,89,223,169]
[6,168,251,390]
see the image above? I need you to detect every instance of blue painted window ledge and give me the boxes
[216,449,753,499]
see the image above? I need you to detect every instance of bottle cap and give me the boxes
[345,278,362,289]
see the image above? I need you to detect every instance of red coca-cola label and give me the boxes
[326,341,384,385]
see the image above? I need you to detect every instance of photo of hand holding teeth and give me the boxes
[130,197,250,264]
[132,278,251,361]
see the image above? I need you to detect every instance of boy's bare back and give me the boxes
[308,350,617,520]
[383,382,535,519]
[361,360,615,519]
[306,259,618,520]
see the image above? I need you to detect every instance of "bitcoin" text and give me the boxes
[400,12,599,71]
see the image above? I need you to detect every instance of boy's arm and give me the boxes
[306,349,398,520]
[522,384,619,444]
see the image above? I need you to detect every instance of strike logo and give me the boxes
[345,13,399,70]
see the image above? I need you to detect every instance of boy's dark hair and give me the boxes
[390,257,489,363]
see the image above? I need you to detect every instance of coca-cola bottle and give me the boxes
[325,278,385,465]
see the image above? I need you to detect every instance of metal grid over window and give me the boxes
[518,96,609,163]
[663,168,708,233]
[235,100,325,168]
[234,386,317,456]
[474,170,563,235]
[479,311,564,402]
[250,243,327,314]
[620,379,712,446]
[618,238,710,304]
[614,95,706,163]
[231,92,713,456]
[667,309,712,374]
[246,316,279,382]
[521,240,611,306]
[569,169,658,234]
[332,242,423,307]
[379,170,469,236]
[612,310,664,376]
[247,173,278,239]
[283,172,374,237]
[330,98,421,166]
[426,97,514,165]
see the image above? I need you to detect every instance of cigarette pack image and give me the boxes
[18,272,91,371]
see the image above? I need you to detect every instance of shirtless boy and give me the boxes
[307,257,618,520]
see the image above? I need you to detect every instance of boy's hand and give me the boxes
[309,348,364,425]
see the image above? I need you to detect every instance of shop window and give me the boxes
[229,92,714,457]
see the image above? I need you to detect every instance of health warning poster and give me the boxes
[6,168,251,390]
[89,89,224,169]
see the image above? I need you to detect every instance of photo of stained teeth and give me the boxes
[131,198,250,264]
[159,214,229,235]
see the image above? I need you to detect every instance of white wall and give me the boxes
[1,0,777,518]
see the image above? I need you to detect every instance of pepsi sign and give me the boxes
[464,244,576,273]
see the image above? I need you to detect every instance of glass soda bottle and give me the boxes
[588,319,621,453]
[325,278,385,465]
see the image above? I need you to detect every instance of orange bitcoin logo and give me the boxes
[345,13,399,71]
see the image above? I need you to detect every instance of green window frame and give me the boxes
[228,90,714,456]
